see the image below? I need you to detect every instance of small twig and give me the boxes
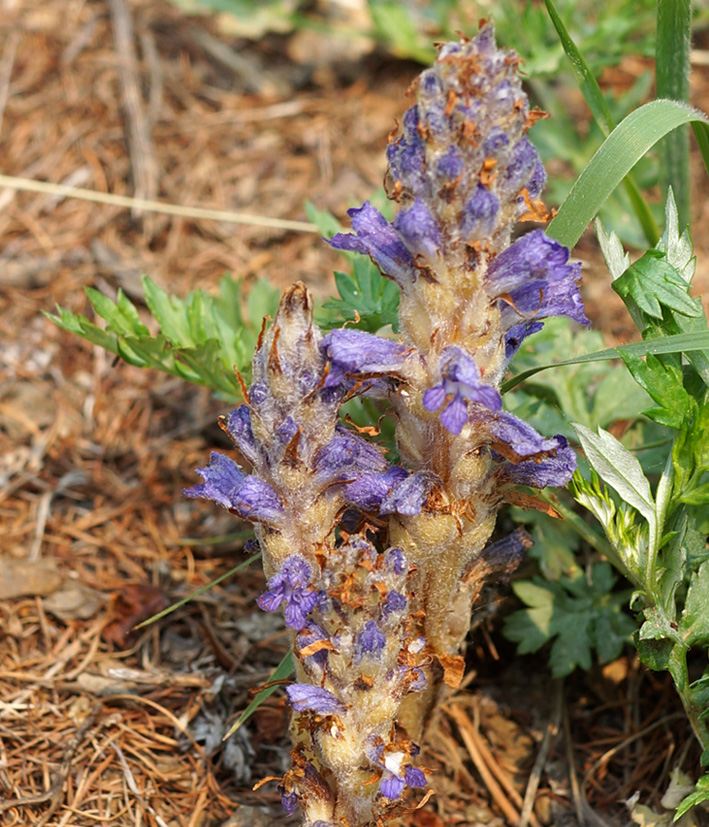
[0,174,317,232]
[139,28,163,130]
[0,30,18,139]
[108,0,158,215]
[563,700,588,826]
[518,678,563,827]
[448,704,521,826]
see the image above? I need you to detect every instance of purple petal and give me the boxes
[223,406,260,464]
[380,472,431,516]
[405,766,427,788]
[183,452,245,509]
[327,202,417,287]
[355,620,386,662]
[286,684,346,715]
[380,773,406,800]
[502,136,540,194]
[440,396,469,435]
[503,271,589,329]
[322,329,411,376]
[280,789,298,815]
[461,185,500,240]
[504,321,544,359]
[500,437,577,488]
[481,527,533,569]
[232,477,285,523]
[381,591,407,618]
[344,466,409,511]
[422,384,446,412]
[313,429,388,483]
[393,199,442,259]
[486,230,572,296]
[385,548,407,575]
[482,410,560,458]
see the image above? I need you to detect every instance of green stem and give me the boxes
[669,645,709,754]
[656,0,692,228]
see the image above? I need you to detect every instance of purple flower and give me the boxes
[477,410,560,459]
[423,347,502,435]
[393,199,442,259]
[504,320,544,359]
[313,427,388,484]
[328,202,418,287]
[257,556,318,629]
[462,185,500,241]
[380,471,432,516]
[373,745,427,800]
[498,435,576,488]
[501,136,540,195]
[183,452,285,524]
[322,329,412,377]
[385,548,407,575]
[295,620,331,668]
[486,230,589,329]
[279,788,297,815]
[480,527,533,569]
[222,406,260,465]
[355,621,386,662]
[286,684,346,715]
[344,466,408,511]
[381,591,407,619]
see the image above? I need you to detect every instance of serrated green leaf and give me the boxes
[595,219,631,280]
[142,276,196,346]
[619,351,693,429]
[612,250,700,320]
[657,188,695,283]
[573,423,656,526]
[680,483,709,506]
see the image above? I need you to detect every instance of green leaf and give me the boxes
[304,200,345,238]
[547,99,709,249]
[656,0,692,229]
[680,561,709,647]
[224,650,294,738]
[572,423,656,526]
[504,564,633,678]
[543,0,659,245]
[502,331,709,394]
[674,772,709,821]
[619,351,693,429]
[612,249,700,321]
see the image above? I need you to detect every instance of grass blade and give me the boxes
[547,100,709,249]
[224,650,294,738]
[502,330,709,393]
[135,551,261,628]
[656,0,692,229]
[543,0,659,245]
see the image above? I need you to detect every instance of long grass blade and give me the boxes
[656,0,692,229]
[547,101,709,249]
[224,650,294,738]
[502,330,709,393]
[543,0,659,245]
[135,551,262,628]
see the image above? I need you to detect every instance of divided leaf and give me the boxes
[612,249,701,321]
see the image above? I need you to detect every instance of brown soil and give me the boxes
[1,2,707,826]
